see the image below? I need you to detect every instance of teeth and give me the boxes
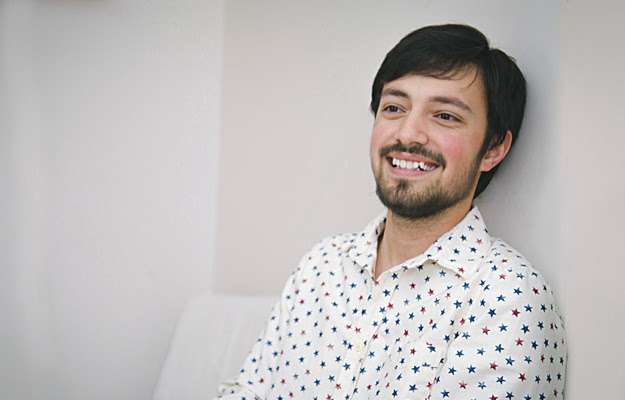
[391,158,435,171]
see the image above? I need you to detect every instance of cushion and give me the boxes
[153,292,277,400]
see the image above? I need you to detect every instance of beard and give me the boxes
[374,144,481,220]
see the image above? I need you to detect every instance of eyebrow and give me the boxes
[381,88,410,99]
[380,88,473,114]
[429,96,473,114]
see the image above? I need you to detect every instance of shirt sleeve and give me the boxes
[428,269,567,400]
[215,252,307,400]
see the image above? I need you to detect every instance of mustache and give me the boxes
[379,143,446,168]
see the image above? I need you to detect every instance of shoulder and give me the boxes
[477,237,564,327]
[298,232,359,264]
[286,231,359,280]
[482,238,553,292]
[280,231,359,301]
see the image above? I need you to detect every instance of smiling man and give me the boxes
[217,24,566,400]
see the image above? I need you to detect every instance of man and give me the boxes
[217,24,566,400]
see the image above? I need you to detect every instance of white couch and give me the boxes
[153,293,278,400]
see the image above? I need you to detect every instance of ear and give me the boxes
[480,130,512,172]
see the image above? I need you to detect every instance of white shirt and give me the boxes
[217,208,566,400]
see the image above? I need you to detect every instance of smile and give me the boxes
[390,157,436,171]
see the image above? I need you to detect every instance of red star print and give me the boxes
[228,209,567,400]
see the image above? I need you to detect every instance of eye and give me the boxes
[383,105,401,113]
[436,113,460,122]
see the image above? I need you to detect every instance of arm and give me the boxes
[428,270,566,399]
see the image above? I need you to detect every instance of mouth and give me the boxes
[379,143,445,175]
[389,157,437,172]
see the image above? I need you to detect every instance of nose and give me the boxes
[394,112,429,146]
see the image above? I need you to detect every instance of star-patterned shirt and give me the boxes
[217,207,566,400]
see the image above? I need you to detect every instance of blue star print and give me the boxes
[217,208,566,400]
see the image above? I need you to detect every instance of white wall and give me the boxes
[216,0,625,398]
[0,1,223,399]
[215,0,563,299]
[559,1,625,399]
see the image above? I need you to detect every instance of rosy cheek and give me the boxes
[438,138,469,166]
[370,125,385,152]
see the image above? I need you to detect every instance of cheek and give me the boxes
[370,119,393,152]
[440,137,477,168]
[370,125,386,159]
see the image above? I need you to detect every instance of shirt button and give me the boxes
[354,342,364,352]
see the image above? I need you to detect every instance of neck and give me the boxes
[374,200,473,280]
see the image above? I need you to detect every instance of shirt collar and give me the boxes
[347,207,493,279]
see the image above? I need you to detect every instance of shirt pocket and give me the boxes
[384,340,444,399]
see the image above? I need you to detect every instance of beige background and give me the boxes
[215,0,565,298]
[215,1,625,399]
[1,0,623,399]
[1,1,222,399]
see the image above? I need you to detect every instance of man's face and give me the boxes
[370,73,492,219]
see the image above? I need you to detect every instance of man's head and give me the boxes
[371,24,526,202]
